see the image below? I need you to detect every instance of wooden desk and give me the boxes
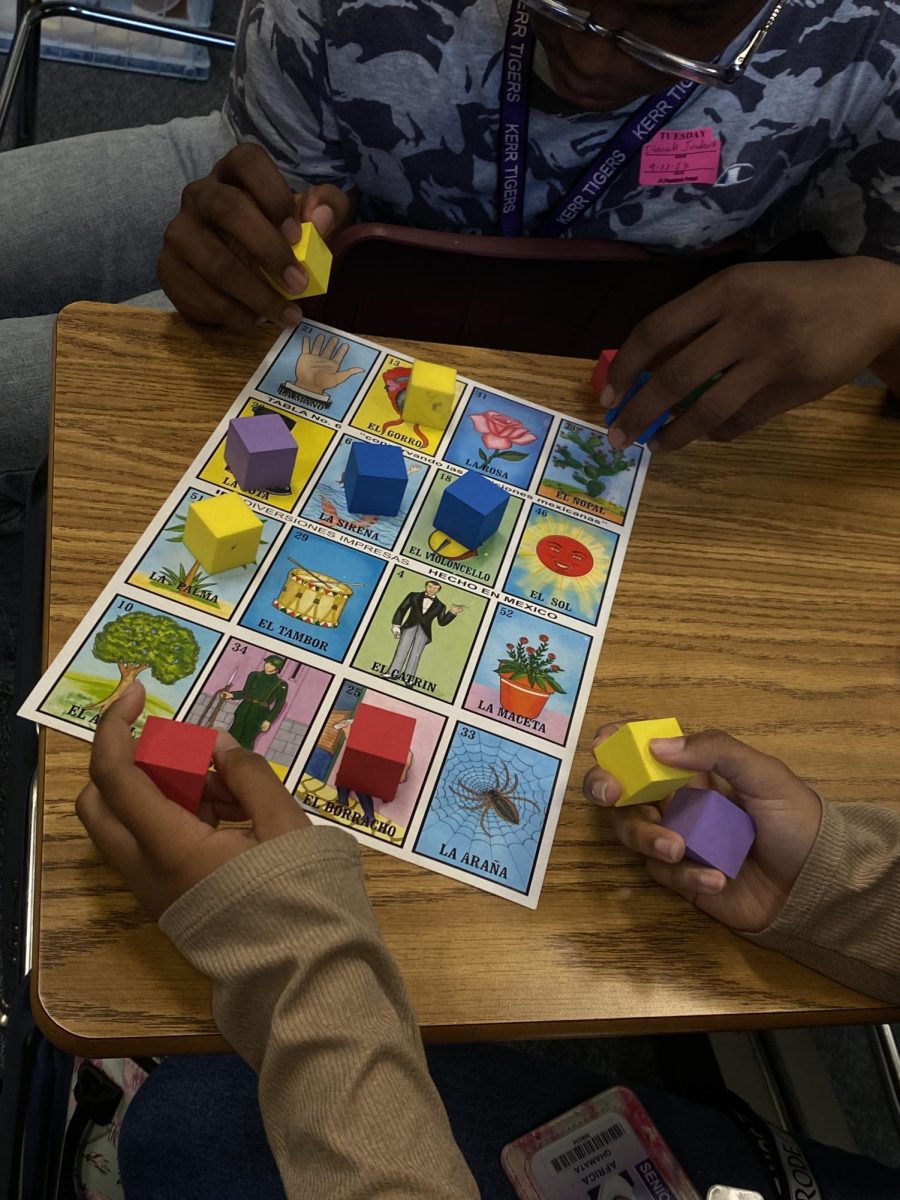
[35,302,900,1056]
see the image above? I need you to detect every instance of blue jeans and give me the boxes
[118,1045,900,1198]
[0,111,235,689]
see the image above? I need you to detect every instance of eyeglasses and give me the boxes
[521,0,787,88]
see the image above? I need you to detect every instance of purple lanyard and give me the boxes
[498,0,700,237]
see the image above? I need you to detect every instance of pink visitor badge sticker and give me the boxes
[639,127,721,186]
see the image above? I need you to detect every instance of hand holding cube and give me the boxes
[75,683,310,920]
[584,721,823,933]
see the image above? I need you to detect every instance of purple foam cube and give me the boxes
[660,787,756,879]
[225,414,298,492]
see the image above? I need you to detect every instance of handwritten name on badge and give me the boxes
[639,126,721,186]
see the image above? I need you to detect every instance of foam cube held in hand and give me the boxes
[225,414,298,492]
[343,441,408,515]
[402,360,457,430]
[134,717,217,813]
[183,492,262,575]
[661,787,756,878]
[433,470,508,550]
[591,348,618,394]
[335,703,415,801]
[268,221,333,300]
[592,718,695,808]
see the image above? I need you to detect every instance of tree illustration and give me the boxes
[88,610,201,711]
[552,428,634,498]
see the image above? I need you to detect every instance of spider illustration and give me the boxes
[449,763,541,835]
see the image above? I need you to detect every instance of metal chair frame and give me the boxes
[0,0,235,147]
[870,1024,900,1140]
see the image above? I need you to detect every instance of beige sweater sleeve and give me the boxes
[746,799,900,1003]
[159,825,479,1200]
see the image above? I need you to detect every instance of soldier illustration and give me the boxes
[389,580,463,682]
[219,654,288,750]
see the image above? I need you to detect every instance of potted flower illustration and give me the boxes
[470,410,537,470]
[495,633,565,719]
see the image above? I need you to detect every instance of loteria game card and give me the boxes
[20,318,651,907]
[502,1086,701,1200]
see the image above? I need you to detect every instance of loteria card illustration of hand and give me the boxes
[293,334,365,395]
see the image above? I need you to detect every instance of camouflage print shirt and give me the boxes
[224,0,900,259]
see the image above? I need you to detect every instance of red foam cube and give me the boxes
[591,348,618,394]
[335,704,415,802]
[134,716,217,813]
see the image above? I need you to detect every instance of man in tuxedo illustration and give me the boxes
[389,580,463,683]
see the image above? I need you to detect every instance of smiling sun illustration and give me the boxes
[513,513,617,619]
[535,533,594,577]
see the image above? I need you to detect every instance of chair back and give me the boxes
[311,223,749,355]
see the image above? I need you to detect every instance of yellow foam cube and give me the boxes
[403,360,457,430]
[183,493,263,575]
[267,221,333,300]
[592,718,695,808]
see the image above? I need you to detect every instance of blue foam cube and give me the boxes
[434,470,508,549]
[344,441,408,515]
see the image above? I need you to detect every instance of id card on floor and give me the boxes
[501,1085,701,1200]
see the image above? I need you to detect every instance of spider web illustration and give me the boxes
[425,728,558,894]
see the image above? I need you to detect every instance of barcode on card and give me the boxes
[550,1122,626,1172]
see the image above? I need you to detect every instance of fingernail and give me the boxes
[608,428,626,449]
[311,202,335,234]
[283,266,307,294]
[280,217,302,244]
[698,870,725,893]
[280,303,303,328]
[599,384,616,408]
[591,779,611,806]
[650,736,685,758]
[653,836,682,863]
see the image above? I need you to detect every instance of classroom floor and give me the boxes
[2,15,899,1173]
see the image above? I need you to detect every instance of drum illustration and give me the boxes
[273,561,353,628]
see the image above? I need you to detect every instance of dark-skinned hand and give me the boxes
[601,257,900,450]
[76,682,309,920]
[583,723,822,933]
[158,142,356,331]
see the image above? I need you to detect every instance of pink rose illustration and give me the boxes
[470,410,537,452]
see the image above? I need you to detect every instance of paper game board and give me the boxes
[20,322,649,907]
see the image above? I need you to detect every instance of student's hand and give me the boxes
[294,181,356,243]
[158,143,354,331]
[601,257,900,451]
[76,683,309,920]
[583,724,822,933]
